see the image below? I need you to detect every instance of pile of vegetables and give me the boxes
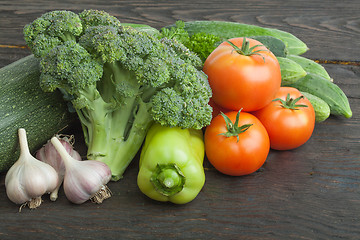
[0,10,352,209]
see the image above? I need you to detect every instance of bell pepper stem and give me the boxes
[150,163,186,197]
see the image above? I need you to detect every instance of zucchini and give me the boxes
[301,91,331,122]
[285,73,352,118]
[179,20,308,55]
[287,54,332,81]
[277,57,307,85]
[0,55,75,173]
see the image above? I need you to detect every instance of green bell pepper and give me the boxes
[137,123,206,204]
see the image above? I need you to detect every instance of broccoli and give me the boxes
[24,10,213,181]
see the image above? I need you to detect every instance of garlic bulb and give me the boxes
[50,137,112,204]
[5,128,59,210]
[36,135,82,201]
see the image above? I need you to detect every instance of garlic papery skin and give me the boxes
[5,128,59,210]
[50,137,112,204]
[36,135,82,201]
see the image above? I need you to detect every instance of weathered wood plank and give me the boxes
[0,0,359,61]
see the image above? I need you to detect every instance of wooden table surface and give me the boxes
[0,1,359,239]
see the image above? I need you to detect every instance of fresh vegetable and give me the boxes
[203,37,281,112]
[250,35,288,57]
[204,110,270,176]
[300,91,331,122]
[277,57,307,85]
[36,135,82,201]
[286,54,332,81]
[23,10,213,180]
[5,129,59,210]
[137,123,205,204]
[0,55,74,173]
[50,137,112,204]
[284,73,352,118]
[160,20,222,63]
[176,20,309,55]
[121,23,161,36]
[253,87,315,150]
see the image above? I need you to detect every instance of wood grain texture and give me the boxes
[0,0,359,61]
[0,1,359,239]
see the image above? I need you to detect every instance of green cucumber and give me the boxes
[179,20,308,55]
[287,55,332,81]
[301,91,331,122]
[0,55,75,173]
[250,35,288,57]
[277,57,307,85]
[285,73,352,118]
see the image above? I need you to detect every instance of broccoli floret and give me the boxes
[23,10,83,57]
[24,10,212,181]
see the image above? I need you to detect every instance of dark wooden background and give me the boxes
[0,1,359,239]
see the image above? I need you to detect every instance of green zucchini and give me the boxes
[287,54,332,81]
[179,20,308,55]
[0,55,75,173]
[277,57,307,85]
[301,91,331,122]
[285,73,352,118]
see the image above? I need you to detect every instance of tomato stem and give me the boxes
[219,109,253,142]
[226,37,266,62]
[273,93,308,110]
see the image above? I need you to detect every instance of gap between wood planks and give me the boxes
[1,44,359,66]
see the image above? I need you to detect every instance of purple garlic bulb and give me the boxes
[36,135,82,201]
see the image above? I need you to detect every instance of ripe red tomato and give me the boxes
[253,87,315,150]
[204,110,270,176]
[203,37,281,112]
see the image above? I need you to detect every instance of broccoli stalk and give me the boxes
[24,10,213,180]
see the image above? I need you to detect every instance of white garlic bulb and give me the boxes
[5,128,59,210]
[50,137,112,204]
[36,135,82,201]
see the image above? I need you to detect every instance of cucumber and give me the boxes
[179,20,308,55]
[287,54,332,81]
[285,73,352,118]
[277,57,307,85]
[301,91,331,122]
[0,55,75,173]
[250,35,288,57]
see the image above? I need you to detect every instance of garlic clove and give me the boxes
[50,137,112,204]
[36,135,82,201]
[5,171,31,205]
[5,128,59,210]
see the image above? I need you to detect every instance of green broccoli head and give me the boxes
[77,22,212,130]
[39,40,103,95]
[24,9,213,180]
[23,9,121,58]
[78,9,121,31]
[23,10,83,57]
[79,25,126,63]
